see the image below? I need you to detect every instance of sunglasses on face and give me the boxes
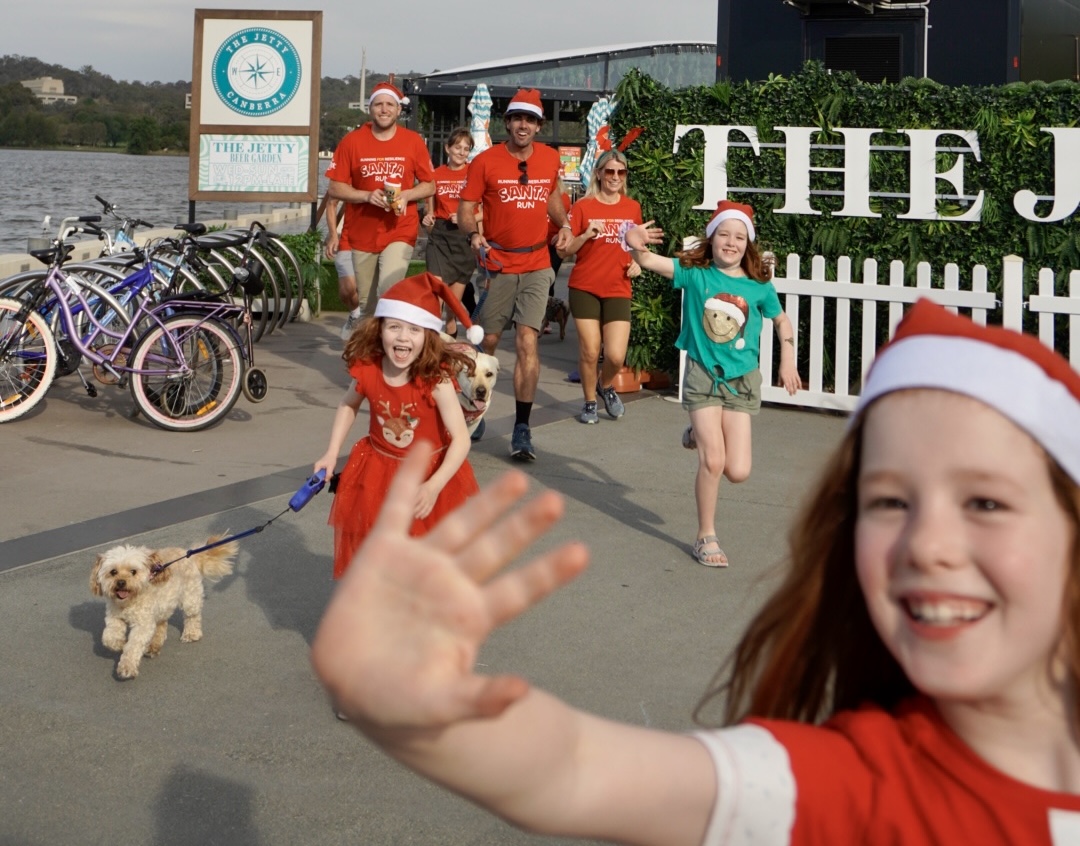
[602,167,627,177]
[518,160,528,185]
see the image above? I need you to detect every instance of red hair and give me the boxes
[342,318,476,387]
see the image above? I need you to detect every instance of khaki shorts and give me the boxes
[476,269,553,333]
[353,242,414,316]
[333,249,353,278]
[681,357,762,415]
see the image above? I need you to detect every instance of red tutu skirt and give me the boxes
[328,437,479,578]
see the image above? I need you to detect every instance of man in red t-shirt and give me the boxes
[326,82,435,339]
[458,88,572,461]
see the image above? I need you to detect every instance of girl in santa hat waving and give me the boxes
[313,298,1080,844]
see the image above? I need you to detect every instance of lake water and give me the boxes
[0,148,330,256]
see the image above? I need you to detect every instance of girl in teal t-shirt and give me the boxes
[625,201,801,567]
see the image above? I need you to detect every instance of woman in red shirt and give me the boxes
[557,150,643,424]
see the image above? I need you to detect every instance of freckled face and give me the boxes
[855,389,1073,709]
[710,220,748,274]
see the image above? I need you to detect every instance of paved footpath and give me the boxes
[0,277,846,846]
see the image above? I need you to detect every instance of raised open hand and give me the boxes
[311,443,589,729]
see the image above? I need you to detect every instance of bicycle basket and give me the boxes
[233,259,264,296]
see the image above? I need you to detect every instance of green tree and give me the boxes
[126,115,159,154]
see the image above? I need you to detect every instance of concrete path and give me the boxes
[0,276,847,846]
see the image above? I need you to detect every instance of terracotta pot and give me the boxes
[645,370,671,390]
[611,366,642,394]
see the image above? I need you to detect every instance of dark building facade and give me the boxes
[717,0,1080,86]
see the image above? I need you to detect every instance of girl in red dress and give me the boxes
[313,272,484,578]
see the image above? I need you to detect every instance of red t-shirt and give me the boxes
[696,697,1080,845]
[431,164,469,220]
[566,195,643,299]
[325,123,435,252]
[460,142,561,274]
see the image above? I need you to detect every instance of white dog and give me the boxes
[89,535,237,679]
[442,334,500,438]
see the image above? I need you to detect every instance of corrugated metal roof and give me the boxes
[422,41,715,78]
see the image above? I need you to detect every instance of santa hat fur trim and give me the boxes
[505,88,544,119]
[375,272,484,345]
[368,81,408,108]
[705,200,756,242]
[854,298,1080,482]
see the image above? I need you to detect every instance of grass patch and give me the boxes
[319,259,427,312]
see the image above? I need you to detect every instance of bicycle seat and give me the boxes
[175,222,207,236]
[30,243,74,265]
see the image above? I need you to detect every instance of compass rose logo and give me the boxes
[212,26,302,117]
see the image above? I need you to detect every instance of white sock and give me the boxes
[349,307,362,318]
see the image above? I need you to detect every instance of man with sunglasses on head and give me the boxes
[459,88,573,462]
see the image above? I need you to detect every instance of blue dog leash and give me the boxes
[149,470,327,578]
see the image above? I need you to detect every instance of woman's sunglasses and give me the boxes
[518,160,528,184]
[602,167,627,177]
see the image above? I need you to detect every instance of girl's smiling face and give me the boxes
[855,389,1073,711]
[380,319,425,372]
[710,219,749,273]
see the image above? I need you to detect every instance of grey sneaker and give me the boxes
[597,382,625,419]
[510,423,536,461]
[340,312,361,340]
[578,401,599,424]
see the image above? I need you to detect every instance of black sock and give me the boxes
[515,401,532,427]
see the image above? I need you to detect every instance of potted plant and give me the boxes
[626,280,679,388]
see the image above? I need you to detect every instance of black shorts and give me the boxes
[425,219,476,285]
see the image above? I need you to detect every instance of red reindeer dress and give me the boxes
[328,359,479,578]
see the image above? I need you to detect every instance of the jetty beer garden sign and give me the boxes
[189,9,321,203]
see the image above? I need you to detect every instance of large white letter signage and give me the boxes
[1013,128,1080,222]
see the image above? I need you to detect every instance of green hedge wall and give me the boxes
[614,62,1080,373]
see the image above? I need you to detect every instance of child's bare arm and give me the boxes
[414,380,472,518]
[311,447,717,845]
[772,313,802,395]
[314,383,363,476]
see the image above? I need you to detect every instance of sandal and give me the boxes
[692,535,728,568]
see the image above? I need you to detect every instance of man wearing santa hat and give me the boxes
[458,88,574,462]
[326,81,436,340]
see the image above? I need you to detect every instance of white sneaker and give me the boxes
[340,313,361,340]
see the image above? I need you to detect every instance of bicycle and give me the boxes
[0,220,246,431]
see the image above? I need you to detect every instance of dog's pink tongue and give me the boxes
[116,590,130,600]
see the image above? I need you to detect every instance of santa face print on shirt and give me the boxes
[703,292,749,349]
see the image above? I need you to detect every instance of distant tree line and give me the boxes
[0,55,392,155]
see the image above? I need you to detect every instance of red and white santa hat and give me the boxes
[374,272,484,346]
[505,88,544,119]
[854,298,1080,481]
[705,200,756,242]
[368,81,408,108]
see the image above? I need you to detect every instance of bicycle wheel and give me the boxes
[0,297,57,423]
[127,315,243,431]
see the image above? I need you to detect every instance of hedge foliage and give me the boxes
[614,62,1080,373]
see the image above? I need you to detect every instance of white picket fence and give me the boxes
[740,253,1080,412]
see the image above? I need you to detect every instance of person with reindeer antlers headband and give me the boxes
[312,272,484,585]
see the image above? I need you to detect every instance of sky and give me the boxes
[4,0,717,83]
